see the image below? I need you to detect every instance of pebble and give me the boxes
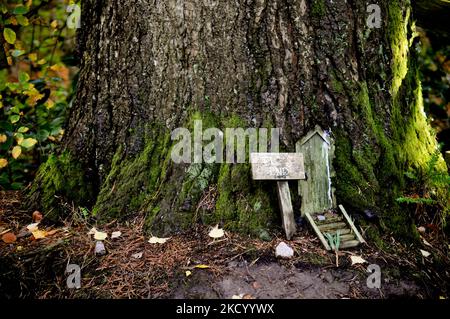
[275,242,294,258]
[95,241,106,256]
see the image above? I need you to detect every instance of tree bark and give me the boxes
[29,0,445,239]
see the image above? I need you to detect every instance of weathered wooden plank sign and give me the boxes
[250,153,305,180]
[250,152,306,240]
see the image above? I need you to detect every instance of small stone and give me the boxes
[275,242,294,258]
[95,241,106,256]
[132,252,143,259]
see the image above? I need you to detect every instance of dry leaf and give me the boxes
[350,255,367,266]
[0,228,12,236]
[94,230,108,241]
[88,227,97,235]
[32,230,47,239]
[194,264,210,269]
[252,282,261,290]
[46,229,59,236]
[422,238,432,247]
[208,224,224,239]
[26,223,40,232]
[111,231,122,239]
[420,249,431,258]
[2,232,17,243]
[132,252,143,259]
[185,270,192,277]
[32,211,43,223]
[148,236,170,244]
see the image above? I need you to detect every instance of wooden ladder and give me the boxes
[305,205,366,251]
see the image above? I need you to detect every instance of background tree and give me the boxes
[29,0,448,240]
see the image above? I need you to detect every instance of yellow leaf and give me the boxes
[45,99,55,109]
[0,134,7,143]
[28,53,37,62]
[15,134,24,145]
[32,230,47,240]
[50,20,58,29]
[12,146,21,159]
[94,230,108,241]
[0,158,8,168]
[194,264,210,269]
[0,101,2,109]
[185,270,192,277]
[7,57,12,66]
[37,59,46,65]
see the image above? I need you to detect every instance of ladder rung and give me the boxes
[339,240,360,249]
[318,222,347,231]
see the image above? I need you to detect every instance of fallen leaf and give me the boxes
[111,231,122,239]
[148,236,170,244]
[194,264,210,269]
[0,228,11,236]
[32,230,47,239]
[132,252,143,259]
[185,270,192,277]
[88,227,97,235]
[350,255,367,266]
[422,238,432,247]
[26,223,40,232]
[94,230,108,241]
[2,232,17,243]
[46,229,59,236]
[208,224,224,239]
[252,282,261,290]
[420,249,431,258]
[16,246,23,251]
[32,211,43,223]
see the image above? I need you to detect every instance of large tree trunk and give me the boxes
[29,0,444,239]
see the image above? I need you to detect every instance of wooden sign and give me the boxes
[250,152,306,240]
[250,153,305,181]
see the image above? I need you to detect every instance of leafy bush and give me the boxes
[397,151,450,229]
[0,0,78,189]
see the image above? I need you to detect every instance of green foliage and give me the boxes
[324,231,341,252]
[0,0,78,189]
[418,31,450,151]
[397,150,450,227]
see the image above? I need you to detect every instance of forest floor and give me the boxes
[0,191,449,299]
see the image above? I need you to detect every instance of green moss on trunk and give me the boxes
[27,151,93,221]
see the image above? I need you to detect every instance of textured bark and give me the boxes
[29,0,444,239]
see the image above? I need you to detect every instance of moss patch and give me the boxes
[92,125,172,220]
[27,151,93,221]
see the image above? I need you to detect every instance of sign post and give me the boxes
[250,153,305,240]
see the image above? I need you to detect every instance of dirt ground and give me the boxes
[0,191,448,299]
